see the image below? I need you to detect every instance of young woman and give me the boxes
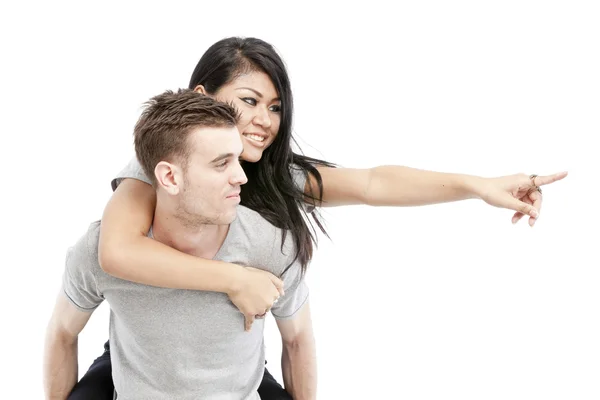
[68,37,566,400]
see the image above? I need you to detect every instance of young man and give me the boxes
[44,90,316,400]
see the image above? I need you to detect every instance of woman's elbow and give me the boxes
[97,234,123,275]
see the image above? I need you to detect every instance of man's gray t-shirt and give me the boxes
[62,206,308,400]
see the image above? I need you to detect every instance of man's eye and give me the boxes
[216,161,228,168]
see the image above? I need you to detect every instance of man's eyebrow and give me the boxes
[210,153,235,163]
[211,149,244,163]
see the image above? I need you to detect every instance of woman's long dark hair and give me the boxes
[188,37,334,275]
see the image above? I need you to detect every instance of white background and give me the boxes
[1,1,598,399]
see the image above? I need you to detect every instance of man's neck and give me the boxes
[151,205,229,260]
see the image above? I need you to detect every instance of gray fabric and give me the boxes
[62,206,307,400]
[111,157,149,191]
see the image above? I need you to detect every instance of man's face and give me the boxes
[175,126,247,226]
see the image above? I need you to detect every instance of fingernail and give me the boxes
[531,210,539,218]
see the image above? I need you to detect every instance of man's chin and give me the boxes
[219,209,238,225]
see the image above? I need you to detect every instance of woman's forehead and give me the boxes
[224,71,279,99]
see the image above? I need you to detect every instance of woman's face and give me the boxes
[196,71,282,163]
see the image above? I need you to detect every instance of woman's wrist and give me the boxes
[457,174,486,200]
[222,262,247,295]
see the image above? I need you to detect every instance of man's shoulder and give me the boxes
[235,206,276,229]
[234,206,289,245]
[233,206,295,270]
[67,221,102,270]
[83,220,101,250]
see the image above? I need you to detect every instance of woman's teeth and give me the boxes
[245,134,265,142]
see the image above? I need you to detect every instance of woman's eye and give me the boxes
[241,97,257,106]
[216,161,228,168]
[269,105,281,113]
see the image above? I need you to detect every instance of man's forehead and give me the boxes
[189,127,242,157]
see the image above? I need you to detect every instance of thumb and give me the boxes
[504,196,539,218]
[244,314,255,332]
[270,276,285,296]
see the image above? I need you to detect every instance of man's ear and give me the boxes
[155,161,182,195]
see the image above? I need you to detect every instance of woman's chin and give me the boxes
[241,146,264,163]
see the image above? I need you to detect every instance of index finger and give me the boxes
[535,171,568,186]
[270,276,285,296]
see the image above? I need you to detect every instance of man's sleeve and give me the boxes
[110,157,152,192]
[62,224,104,312]
[271,260,309,320]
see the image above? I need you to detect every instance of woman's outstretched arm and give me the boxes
[312,166,567,226]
